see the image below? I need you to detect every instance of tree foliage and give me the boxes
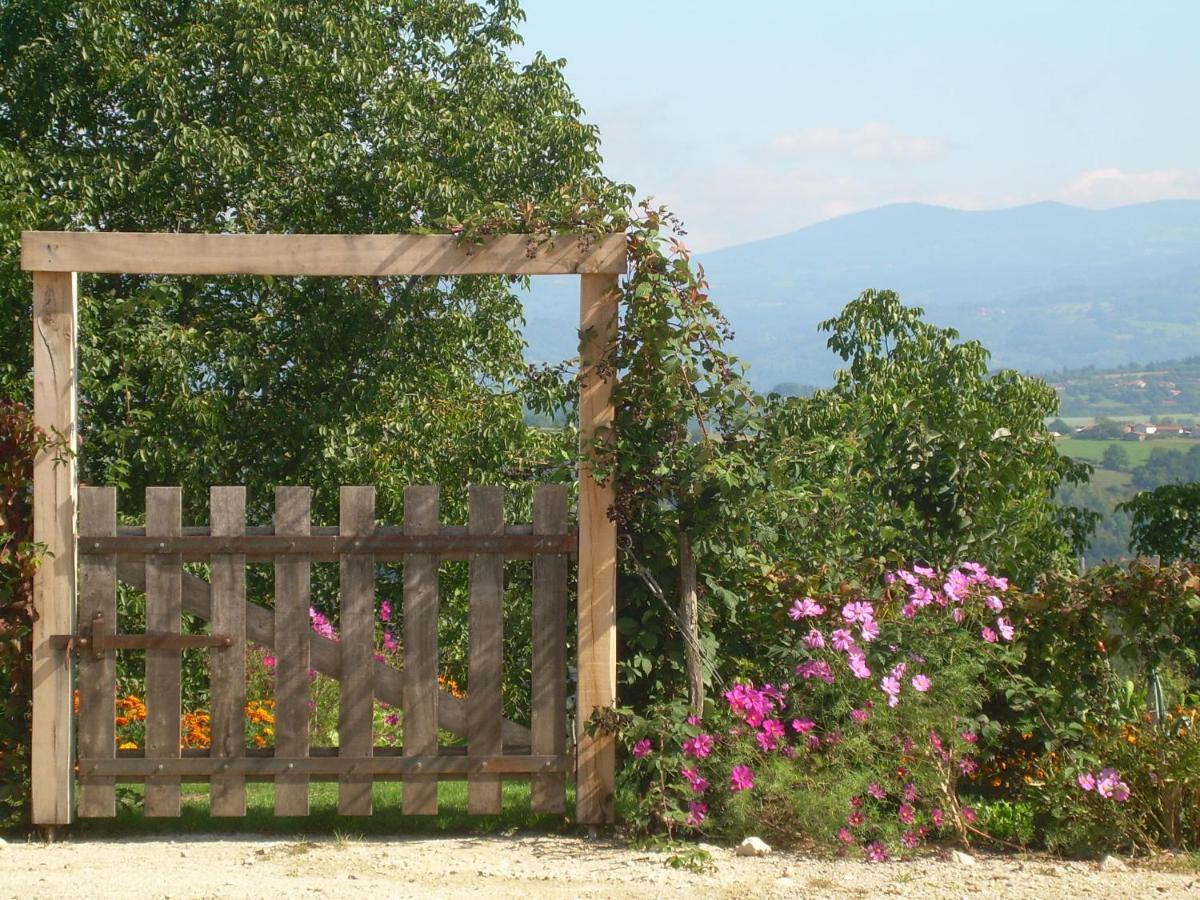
[1120,483,1200,562]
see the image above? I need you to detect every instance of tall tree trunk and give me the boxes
[679,531,704,714]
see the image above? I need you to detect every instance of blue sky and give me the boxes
[516,1,1200,250]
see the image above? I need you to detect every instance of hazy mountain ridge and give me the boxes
[520,199,1200,389]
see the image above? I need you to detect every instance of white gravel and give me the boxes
[0,833,1197,898]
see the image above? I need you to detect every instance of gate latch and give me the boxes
[49,611,233,659]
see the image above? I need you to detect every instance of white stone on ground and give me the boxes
[736,836,772,857]
[950,850,976,866]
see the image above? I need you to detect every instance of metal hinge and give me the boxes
[49,611,233,659]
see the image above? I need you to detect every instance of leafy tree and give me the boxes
[0,0,630,718]
[1119,484,1200,562]
[807,290,1091,584]
[1102,443,1131,471]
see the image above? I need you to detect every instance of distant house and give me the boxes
[1133,423,1157,435]
[1154,423,1185,434]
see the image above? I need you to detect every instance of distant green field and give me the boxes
[1087,467,1134,492]
[1056,436,1197,467]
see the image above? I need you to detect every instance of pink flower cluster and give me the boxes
[1077,767,1130,801]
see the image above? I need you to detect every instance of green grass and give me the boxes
[1057,436,1197,467]
[1087,467,1134,492]
[72,780,577,838]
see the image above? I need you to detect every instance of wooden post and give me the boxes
[576,272,619,825]
[209,486,247,816]
[31,271,78,827]
[679,531,704,715]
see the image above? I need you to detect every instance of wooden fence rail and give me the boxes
[72,483,572,819]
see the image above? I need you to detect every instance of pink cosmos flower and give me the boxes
[985,594,1004,611]
[729,765,754,792]
[791,718,816,734]
[687,800,707,826]
[837,826,854,844]
[902,831,920,849]
[1112,781,1131,802]
[911,674,932,693]
[682,733,715,759]
[849,707,870,724]
[959,757,978,775]
[1096,768,1127,800]
[681,767,708,793]
[860,618,880,642]
[962,806,977,824]
[807,734,822,750]
[686,715,701,725]
[373,653,386,663]
[865,841,889,863]
[756,719,785,752]
[952,608,965,623]
[848,810,865,827]
[931,807,945,827]
[898,803,915,824]
[831,628,856,652]
[383,631,398,652]
[780,745,796,759]
[896,569,920,587]
[804,628,826,649]
[379,599,392,623]
[850,795,863,807]
[789,597,825,619]
[996,617,1015,641]
[796,660,835,684]
[262,655,276,670]
[309,607,338,641]
[909,585,935,608]
[981,626,998,643]
[867,782,886,800]
[632,739,652,759]
[960,731,978,744]
[903,782,918,802]
[1077,771,1096,791]
[842,601,875,624]
[881,675,902,707]
[385,713,399,726]
[902,602,918,618]
[913,564,935,577]
[848,653,872,680]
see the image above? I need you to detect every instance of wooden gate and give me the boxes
[25,229,625,825]
[66,483,572,818]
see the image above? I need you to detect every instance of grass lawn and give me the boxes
[73,780,577,838]
[1056,436,1197,467]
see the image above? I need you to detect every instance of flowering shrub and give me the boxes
[618,564,1016,859]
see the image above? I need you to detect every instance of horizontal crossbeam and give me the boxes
[21,231,627,276]
[78,753,568,778]
[83,530,576,561]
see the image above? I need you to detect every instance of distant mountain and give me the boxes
[519,199,1200,388]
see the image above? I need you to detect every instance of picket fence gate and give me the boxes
[65,483,573,818]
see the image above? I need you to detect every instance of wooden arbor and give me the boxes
[24,230,625,826]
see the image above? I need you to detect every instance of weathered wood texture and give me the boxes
[31,271,78,826]
[209,487,246,816]
[144,487,182,816]
[467,486,504,815]
[80,530,574,560]
[338,487,376,815]
[403,485,440,815]
[77,487,116,818]
[531,485,569,814]
[21,231,627,276]
[576,272,619,824]
[79,753,568,778]
[273,486,312,816]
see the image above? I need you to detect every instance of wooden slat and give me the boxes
[403,485,440,815]
[531,485,570,814]
[80,754,567,778]
[144,487,182,816]
[209,487,246,816]
[467,486,504,815]
[79,531,575,560]
[338,486,375,816]
[576,272,619,824]
[21,231,627,276]
[115,561,534,747]
[31,271,78,826]
[77,487,116,818]
[274,486,312,816]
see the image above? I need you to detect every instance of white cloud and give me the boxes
[1058,167,1200,206]
[768,123,946,162]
